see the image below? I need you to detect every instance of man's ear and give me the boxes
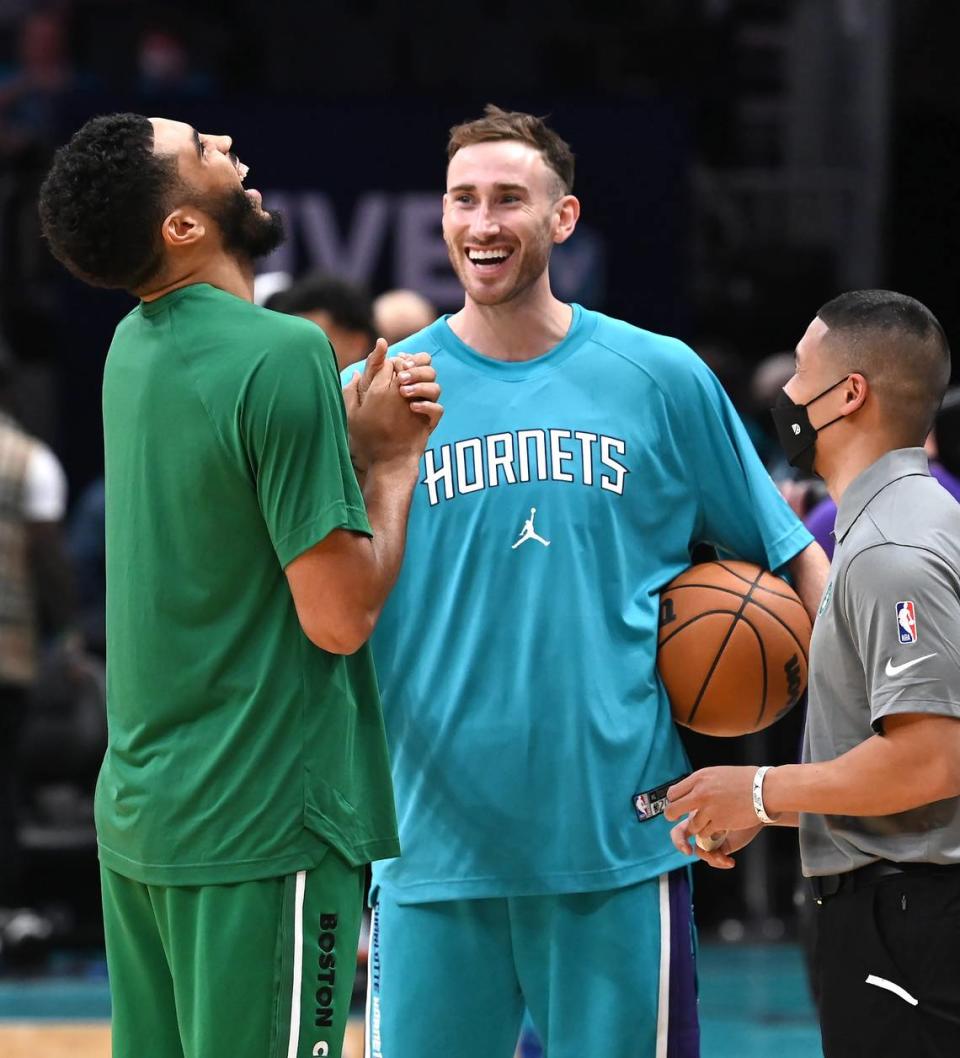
[553,194,580,245]
[843,372,869,416]
[160,207,206,250]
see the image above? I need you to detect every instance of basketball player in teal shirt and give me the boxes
[347,106,829,1057]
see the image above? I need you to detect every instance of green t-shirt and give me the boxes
[95,283,399,886]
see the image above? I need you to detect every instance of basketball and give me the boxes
[657,560,812,737]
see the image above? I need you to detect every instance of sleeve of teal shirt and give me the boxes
[241,324,371,568]
[671,348,813,571]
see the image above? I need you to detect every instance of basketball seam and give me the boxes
[663,584,810,664]
[686,567,765,725]
[713,560,799,601]
[658,609,744,650]
[671,577,804,608]
[737,613,768,728]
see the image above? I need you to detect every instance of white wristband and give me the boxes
[752,766,780,824]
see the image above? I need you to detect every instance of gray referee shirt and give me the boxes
[800,447,960,877]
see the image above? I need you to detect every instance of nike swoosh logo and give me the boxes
[885,653,937,676]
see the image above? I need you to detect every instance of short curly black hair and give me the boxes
[39,113,180,290]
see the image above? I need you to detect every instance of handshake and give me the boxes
[342,338,444,474]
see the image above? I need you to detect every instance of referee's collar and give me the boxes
[834,447,930,543]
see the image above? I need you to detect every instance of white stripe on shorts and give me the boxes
[364,905,375,1058]
[656,872,671,1058]
[286,869,307,1058]
[865,974,919,1006]
[361,901,372,1058]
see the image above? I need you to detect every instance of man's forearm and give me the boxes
[283,454,422,655]
[764,718,960,818]
[788,541,830,623]
[357,454,421,612]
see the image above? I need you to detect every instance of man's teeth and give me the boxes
[237,162,249,182]
[468,249,511,262]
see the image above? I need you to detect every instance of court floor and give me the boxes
[0,943,823,1057]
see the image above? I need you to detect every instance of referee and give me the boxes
[666,290,960,1057]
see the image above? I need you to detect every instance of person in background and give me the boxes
[750,351,799,479]
[374,288,437,346]
[269,271,376,371]
[0,352,73,909]
[67,476,105,657]
[805,385,960,559]
[933,387,960,480]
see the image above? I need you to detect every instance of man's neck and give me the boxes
[447,280,573,362]
[139,256,256,303]
[823,437,912,505]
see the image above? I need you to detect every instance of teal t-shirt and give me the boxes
[347,306,812,902]
[97,283,399,885]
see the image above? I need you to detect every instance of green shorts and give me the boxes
[100,849,364,1058]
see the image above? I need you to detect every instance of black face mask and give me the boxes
[770,376,850,476]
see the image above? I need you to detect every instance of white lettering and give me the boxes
[574,431,598,485]
[549,429,575,482]
[455,439,485,494]
[372,995,383,1058]
[419,429,628,503]
[517,429,548,483]
[422,445,455,506]
[486,433,517,487]
[600,437,629,494]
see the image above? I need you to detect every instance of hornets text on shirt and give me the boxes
[421,427,630,506]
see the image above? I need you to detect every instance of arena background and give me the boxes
[0,1,954,1055]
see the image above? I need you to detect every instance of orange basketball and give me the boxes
[657,560,812,737]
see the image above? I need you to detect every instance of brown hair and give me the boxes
[447,104,575,194]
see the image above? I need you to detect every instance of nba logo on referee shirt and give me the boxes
[896,601,918,644]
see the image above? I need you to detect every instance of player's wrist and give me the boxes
[366,450,422,477]
[361,451,422,496]
[752,765,781,824]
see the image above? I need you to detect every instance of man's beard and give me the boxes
[200,186,285,261]
[446,226,553,307]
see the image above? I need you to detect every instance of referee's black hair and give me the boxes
[818,290,949,357]
[38,113,179,290]
[817,289,951,445]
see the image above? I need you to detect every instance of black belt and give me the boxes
[810,860,960,905]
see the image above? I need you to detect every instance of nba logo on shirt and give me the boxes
[896,601,918,644]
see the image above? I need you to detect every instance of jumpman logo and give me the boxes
[512,507,551,549]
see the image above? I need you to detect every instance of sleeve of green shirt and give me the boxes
[240,324,372,568]
[842,541,960,729]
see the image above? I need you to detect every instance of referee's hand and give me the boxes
[665,765,759,832]
[669,817,762,870]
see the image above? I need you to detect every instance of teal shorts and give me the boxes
[366,868,699,1058]
[100,848,364,1058]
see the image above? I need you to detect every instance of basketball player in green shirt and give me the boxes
[38,114,442,1058]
